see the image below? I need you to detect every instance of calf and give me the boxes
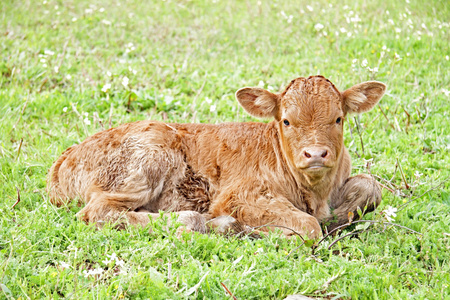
[47,76,385,239]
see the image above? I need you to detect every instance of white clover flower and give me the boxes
[101,83,111,92]
[361,59,368,67]
[84,117,91,125]
[210,104,216,112]
[314,23,324,31]
[383,206,397,222]
[122,76,129,88]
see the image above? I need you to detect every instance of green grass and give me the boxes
[1,0,449,299]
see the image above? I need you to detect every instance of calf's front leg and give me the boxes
[324,174,381,232]
[210,192,323,239]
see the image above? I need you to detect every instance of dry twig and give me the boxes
[220,282,237,300]
[11,187,20,209]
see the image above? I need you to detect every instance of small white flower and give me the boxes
[115,259,125,268]
[102,19,112,25]
[394,52,402,60]
[59,261,70,269]
[101,83,111,92]
[63,107,68,112]
[361,59,368,67]
[306,5,313,11]
[40,58,46,63]
[99,7,105,12]
[205,97,212,104]
[83,267,104,277]
[383,206,397,222]
[106,71,112,77]
[446,55,449,61]
[122,76,129,88]
[54,66,59,73]
[340,27,347,33]
[84,117,91,125]
[395,27,401,33]
[164,95,173,105]
[441,89,450,97]
[44,49,55,56]
[72,17,77,22]
[85,8,93,14]
[128,66,137,75]
[258,80,265,88]
[414,171,423,179]
[314,23,324,31]
[66,74,72,80]
[210,104,216,112]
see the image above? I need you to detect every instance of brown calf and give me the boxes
[47,76,385,239]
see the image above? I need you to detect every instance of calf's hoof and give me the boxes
[206,216,261,239]
[176,211,208,234]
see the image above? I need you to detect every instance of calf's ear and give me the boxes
[342,81,386,114]
[235,87,279,118]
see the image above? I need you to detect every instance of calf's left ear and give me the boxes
[342,81,386,114]
[235,87,279,118]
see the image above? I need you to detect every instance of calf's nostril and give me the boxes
[321,150,328,158]
[304,151,311,158]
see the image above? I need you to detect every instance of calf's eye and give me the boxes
[336,117,342,124]
[283,119,290,126]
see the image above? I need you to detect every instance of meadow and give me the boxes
[1,0,449,299]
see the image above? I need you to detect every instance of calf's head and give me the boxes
[236,76,386,184]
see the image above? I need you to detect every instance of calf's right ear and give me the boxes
[235,87,279,118]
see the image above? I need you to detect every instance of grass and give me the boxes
[1,0,449,299]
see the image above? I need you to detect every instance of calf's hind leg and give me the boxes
[324,174,382,232]
[77,186,207,233]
